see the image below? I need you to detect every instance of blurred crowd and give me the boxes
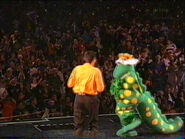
[0,1,184,121]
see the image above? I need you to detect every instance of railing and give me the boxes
[0,112,184,126]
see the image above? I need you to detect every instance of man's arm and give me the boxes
[95,69,105,92]
[67,68,76,88]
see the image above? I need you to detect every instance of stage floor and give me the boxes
[0,115,184,139]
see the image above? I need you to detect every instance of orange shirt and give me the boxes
[67,63,105,95]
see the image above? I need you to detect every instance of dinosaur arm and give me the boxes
[110,78,124,99]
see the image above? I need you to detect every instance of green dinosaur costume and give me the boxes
[110,53,184,137]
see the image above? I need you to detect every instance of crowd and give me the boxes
[0,1,184,122]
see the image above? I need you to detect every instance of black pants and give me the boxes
[74,95,100,130]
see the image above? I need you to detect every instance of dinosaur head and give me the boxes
[113,53,139,78]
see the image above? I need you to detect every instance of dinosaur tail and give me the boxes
[137,91,183,134]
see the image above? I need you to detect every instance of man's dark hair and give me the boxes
[84,51,97,63]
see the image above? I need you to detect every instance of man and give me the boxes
[67,51,105,137]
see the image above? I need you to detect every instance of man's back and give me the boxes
[68,63,104,95]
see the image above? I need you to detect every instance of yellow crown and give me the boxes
[118,53,134,60]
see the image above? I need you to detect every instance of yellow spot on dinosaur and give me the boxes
[169,125,174,130]
[162,128,165,132]
[136,92,140,97]
[153,106,156,110]
[147,98,152,104]
[116,107,120,111]
[178,122,183,127]
[123,110,130,113]
[152,119,159,125]
[120,94,124,99]
[118,111,123,115]
[131,98,138,104]
[126,76,135,84]
[121,107,126,111]
[160,121,164,126]
[146,107,150,111]
[123,99,130,104]
[123,83,129,89]
[124,90,132,97]
[146,112,152,117]
[157,113,160,118]
[133,84,139,89]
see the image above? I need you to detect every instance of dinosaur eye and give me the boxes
[117,62,121,65]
